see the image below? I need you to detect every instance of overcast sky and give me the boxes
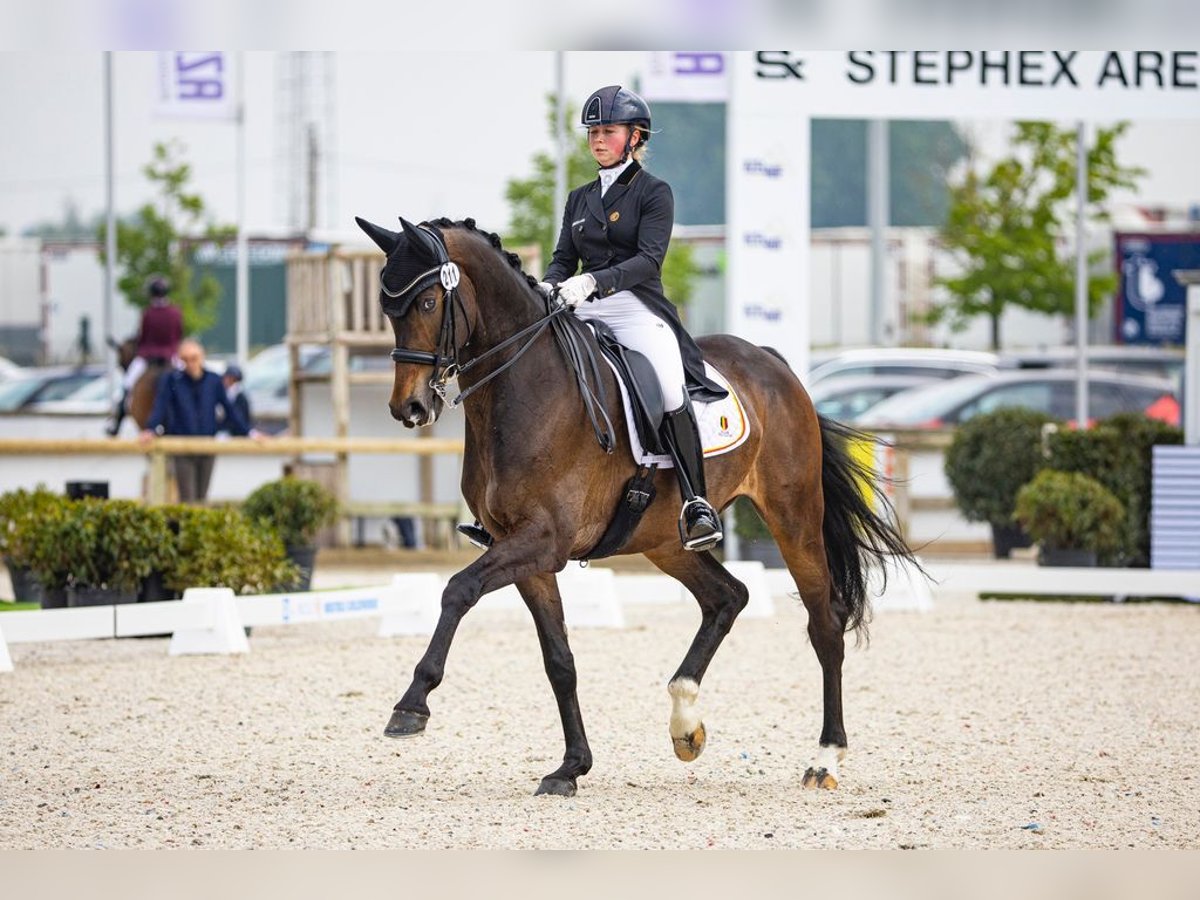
[2,50,1199,243]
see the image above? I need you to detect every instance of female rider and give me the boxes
[542,84,726,552]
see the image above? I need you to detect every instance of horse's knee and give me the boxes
[442,572,482,614]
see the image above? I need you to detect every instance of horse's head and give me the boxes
[356,216,474,428]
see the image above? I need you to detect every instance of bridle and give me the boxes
[382,223,570,410]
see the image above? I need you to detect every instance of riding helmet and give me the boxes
[581,85,652,142]
[146,275,171,298]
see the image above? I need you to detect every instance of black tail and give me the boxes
[818,414,919,641]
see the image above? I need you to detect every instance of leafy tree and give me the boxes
[931,122,1144,349]
[97,140,234,336]
[505,95,698,308]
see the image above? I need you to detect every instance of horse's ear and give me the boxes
[399,217,440,263]
[355,216,400,255]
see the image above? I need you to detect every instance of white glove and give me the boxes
[556,273,597,308]
[535,281,554,299]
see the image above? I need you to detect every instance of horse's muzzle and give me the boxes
[390,398,437,428]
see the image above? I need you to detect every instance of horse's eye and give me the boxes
[421,296,437,312]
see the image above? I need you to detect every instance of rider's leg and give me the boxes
[576,292,721,551]
[107,356,147,436]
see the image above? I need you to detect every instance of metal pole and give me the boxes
[103,52,117,401]
[553,52,567,249]
[867,119,889,346]
[1074,121,1089,428]
[235,52,250,368]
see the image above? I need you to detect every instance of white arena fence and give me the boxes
[5,559,1195,674]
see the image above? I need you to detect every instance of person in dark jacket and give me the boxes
[545,85,726,552]
[139,339,261,502]
[106,275,184,436]
[220,364,253,436]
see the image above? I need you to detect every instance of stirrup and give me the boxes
[456,522,493,549]
[678,498,723,552]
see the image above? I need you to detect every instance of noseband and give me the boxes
[382,224,568,409]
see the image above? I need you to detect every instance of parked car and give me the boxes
[857,369,1180,430]
[0,355,27,381]
[808,374,940,423]
[0,365,105,412]
[1001,345,1185,384]
[806,347,1003,385]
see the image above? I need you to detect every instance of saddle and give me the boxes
[586,319,666,456]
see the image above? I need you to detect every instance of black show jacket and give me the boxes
[544,161,726,402]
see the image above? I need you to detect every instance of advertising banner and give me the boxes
[1115,232,1200,346]
[154,52,237,120]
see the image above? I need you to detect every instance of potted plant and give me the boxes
[731,497,782,567]
[54,500,176,607]
[944,408,1058,558]
[242,477,339,591]
[1,486,65,605]
[1014,469,1125,567]
[165,506,296,596]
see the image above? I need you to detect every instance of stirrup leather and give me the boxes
[678,498,723,551]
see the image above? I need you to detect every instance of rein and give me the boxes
[383,225,615,451]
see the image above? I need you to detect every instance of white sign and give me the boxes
[642,51,729,102]
[742,50,1200,121]
[154,51,237,120]
[725,53,809,375]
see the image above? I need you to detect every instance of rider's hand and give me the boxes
[535,281,554,299]
[556,273,596,308]
[137,428,156,447]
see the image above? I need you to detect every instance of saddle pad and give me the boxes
[601,357,750,469]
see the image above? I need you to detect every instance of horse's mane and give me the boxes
[428,217,542,295]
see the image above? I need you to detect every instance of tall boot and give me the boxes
[105,393,127,437]
[660,403,723,552]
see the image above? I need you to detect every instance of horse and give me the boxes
[356,214,917,797]
[108,335,169,430]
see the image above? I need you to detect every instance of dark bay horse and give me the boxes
[109,336,167,429]
[357,215,916,797]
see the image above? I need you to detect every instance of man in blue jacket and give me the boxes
[139,339,261,502]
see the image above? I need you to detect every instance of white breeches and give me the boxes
[573,290,687,410]
[122,355,148,392]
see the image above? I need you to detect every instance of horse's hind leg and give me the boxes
[515,573,592,797]
[645,547,749,762]
[756,498,848,790]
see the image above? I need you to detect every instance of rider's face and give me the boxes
[588,124,636,167]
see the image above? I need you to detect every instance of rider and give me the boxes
[461,85,727,553]
[106,275,184,436]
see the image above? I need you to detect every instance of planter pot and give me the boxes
[139,571,179,603]
[991,522,1034,559]
[283,544,317,593]
[4,557,44,605]
[68,584,140,607]
[1038,547,1098,568]
[41,585,69,609]
[737,539,786,569]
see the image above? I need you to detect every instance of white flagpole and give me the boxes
[235,52,249,367]
[103,52,117,402]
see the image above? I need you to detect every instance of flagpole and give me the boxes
[235,52,249,367]
[103,52,117,402]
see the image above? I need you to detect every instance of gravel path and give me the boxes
[2,584,1198,849]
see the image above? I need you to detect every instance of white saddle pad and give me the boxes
[601,358,750,469]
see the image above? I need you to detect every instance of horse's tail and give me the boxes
[818,414,918,641]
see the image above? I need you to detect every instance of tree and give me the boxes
[97,140,234,336]
[931,122,1144,349]
[505,95,699,308]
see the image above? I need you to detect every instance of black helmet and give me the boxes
[581,85,652,142]
[146,276,170,298]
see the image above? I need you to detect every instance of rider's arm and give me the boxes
[543,189,583,285]
[588,179,672,298]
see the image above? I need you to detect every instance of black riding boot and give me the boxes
[105,394,126,437]
[660,403,723,552]
[456,521,494,549]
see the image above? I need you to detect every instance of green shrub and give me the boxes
[0,486,66,564]
[1044,413,1183,565]
[242,477,339,548]
[731,496,772,542]
[164,505,296,595]
[1014,470,1125,556]
[944,408,1059,526]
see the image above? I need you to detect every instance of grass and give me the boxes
[0,600,41,612]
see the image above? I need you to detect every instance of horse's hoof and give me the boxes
[672,722,706,762]
[383,709,429,738]
[535,776,577,797]
[802,766,839,790]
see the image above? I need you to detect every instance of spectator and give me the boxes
[139,339,262,502]
[220,364,253,435]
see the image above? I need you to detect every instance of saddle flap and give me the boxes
[589,321,666,455]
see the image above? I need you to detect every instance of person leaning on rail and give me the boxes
[138,338,266,503]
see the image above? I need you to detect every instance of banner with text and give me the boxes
[642,51,729,102]
[154,52,237,120]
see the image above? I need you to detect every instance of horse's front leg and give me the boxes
[646,547,749,763]
[383,526,564,738]
[515,573,591,797]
